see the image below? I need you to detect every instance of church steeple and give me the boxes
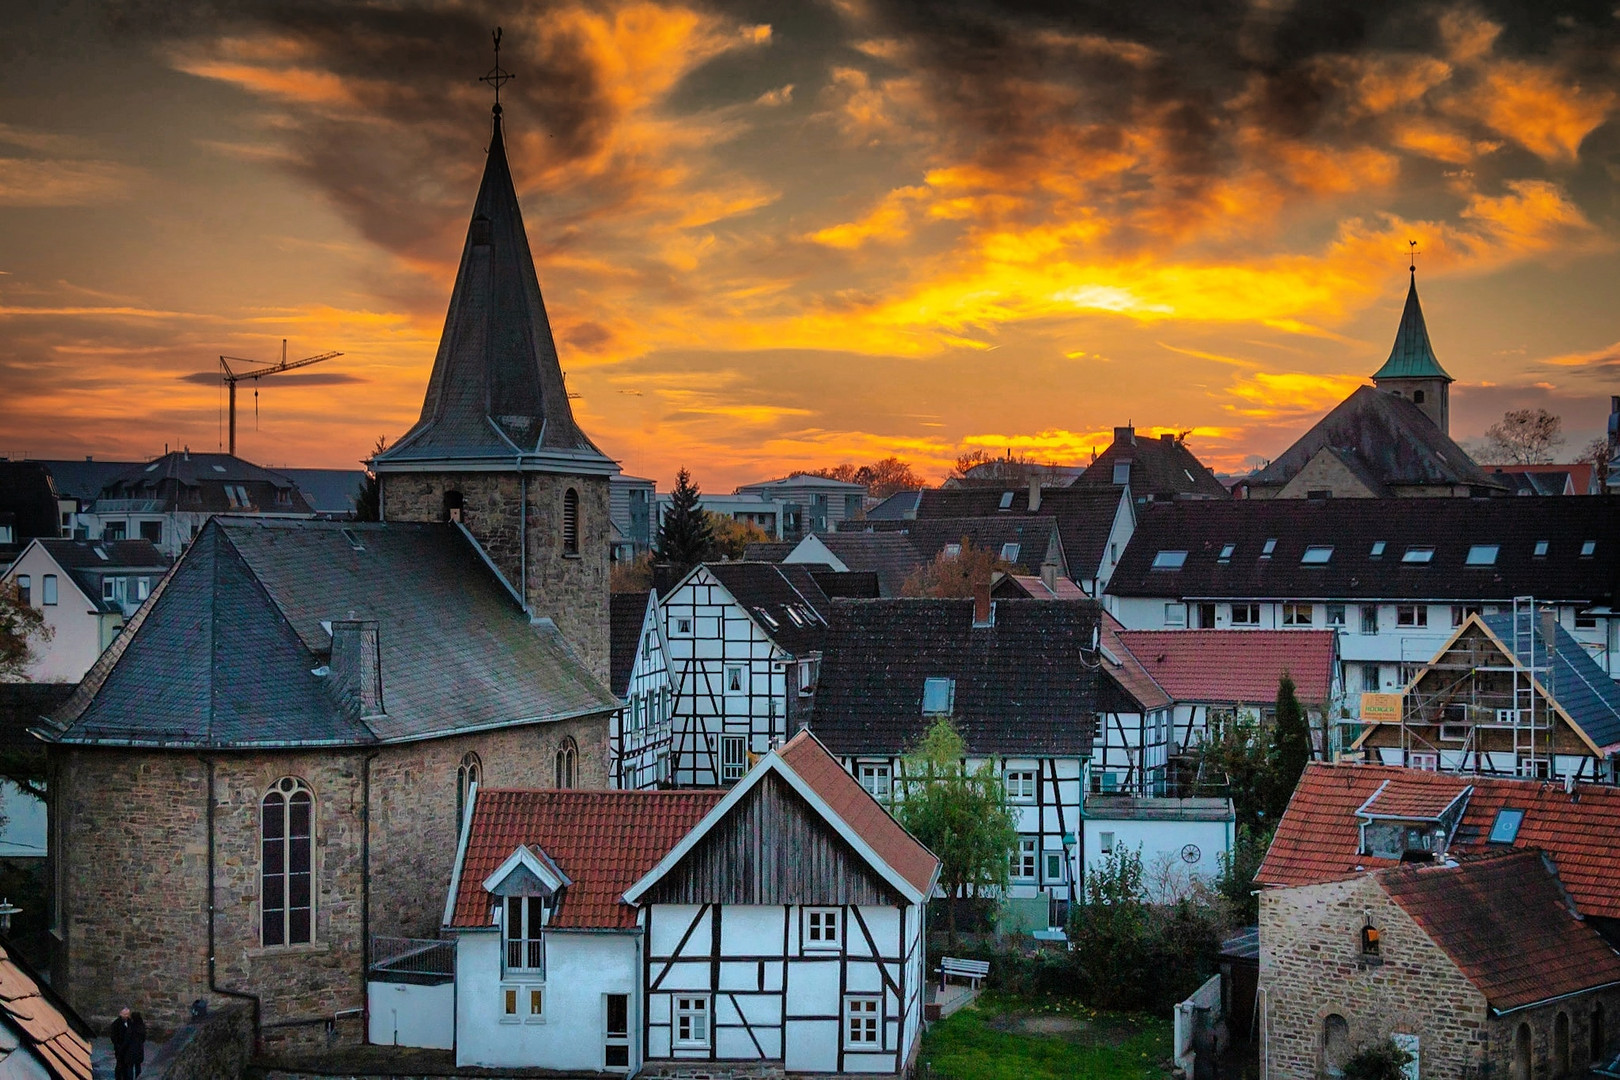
[376,105,614,473]
[1371,269,1453,434]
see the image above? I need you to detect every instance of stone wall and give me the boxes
[52,712,608,1035]
[381,471,611,683]
[145,1003,255,1080]
[1260,873,1489,1080]
[1485,987,1620,1080]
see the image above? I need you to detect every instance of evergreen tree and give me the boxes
[353,435,388,522]
[656,467,714,571]
[1266,672,1313,821]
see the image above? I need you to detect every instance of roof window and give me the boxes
[1112,462,1131,485]
[1580,540,1596,557]
[1533,540,1549,558]
[756,608,779,629]
[341,528,365,551]
[998,491,1014,511]
[1218,543,1236,563]
[1152,550,1188,570]
[1261,539,1276,559]
[1465,545,1499,566]
[1401,546,1434,564]
[922,677,955,716]
[784,607,805,627]
[1001,543,1021,562]
[1370,541,1386,559]
[1301,545,1333,565]
[943,543,962,558]
[145,463,158,472]
[1487,807,1524,844]
[212,465,226,473]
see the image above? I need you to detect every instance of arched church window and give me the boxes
[563,488,580,555]
[444,490,464,523]
[1322,1014,1350,1076]
[1514,1023,1532,1080]
[262,777,314,947]
[457,752,482,830]
[555,737,577,789]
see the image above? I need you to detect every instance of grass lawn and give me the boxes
[919,992,1173,1080]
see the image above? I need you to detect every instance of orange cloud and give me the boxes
[1461,63,1615,164]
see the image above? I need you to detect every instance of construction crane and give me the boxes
[217,340,342,456]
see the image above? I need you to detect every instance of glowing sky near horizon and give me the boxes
[2,0,1618,490]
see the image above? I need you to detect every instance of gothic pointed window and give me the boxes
[555,737,577,789]
[262,777,314,947]
[457,752,482,830]
[563,488,580,555]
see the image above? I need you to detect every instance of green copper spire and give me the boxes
[1372,271,1453,383]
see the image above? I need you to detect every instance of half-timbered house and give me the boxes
[810,591,1099,932]
[609,590,676,789]
[443,730,940,1075]
[661,562,831,786]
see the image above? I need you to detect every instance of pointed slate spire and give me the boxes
[1372,271,1453,383]
[379,108,615,472]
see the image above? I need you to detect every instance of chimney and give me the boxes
[1160,433,1175,445]
[1041,562,1058,593]
[329,619,385,719]
[972,579,994,627]
[1027,475,1042,513]
[1113,425,1135,446]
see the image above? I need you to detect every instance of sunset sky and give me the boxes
[3,0,1618,490]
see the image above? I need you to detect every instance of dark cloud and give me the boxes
[177,370,366,385]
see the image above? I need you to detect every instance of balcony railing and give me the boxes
[370,936,454,978]
[505,936,544,975]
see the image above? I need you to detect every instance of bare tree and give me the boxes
[1479,409,1564,465]
[1578,436,1613,490]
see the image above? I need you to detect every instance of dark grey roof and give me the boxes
[891,486,1128,579]
[1108,496,1620,603]
[31,539,170,614]
[704,562,831,657]
[810,598,1100,756]
[279,468,367,516]
[848,513,1070,576]
[31,459,139,502]
[1490,469,1571,496]
[42,518,616,748]
[1480,613,1620,750]
[811,570,880,598]
[811,533,923,598]
[740,542,797,562]
[609,591,651,697]
[92,452,316,515]
[1071,428,1230,501]
[863,490,921,520]
[1244,386,1502,493]
[0,463,60,555]
[376,113,613,474]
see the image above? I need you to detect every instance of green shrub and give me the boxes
[1343,1039,1414,1080]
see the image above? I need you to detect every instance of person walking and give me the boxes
[109,1007,138,1080]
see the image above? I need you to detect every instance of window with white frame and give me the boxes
[498,985,544,1023]
[1230,603,1259,626]
[1098,831,1115,853]
[1396,604,1427,628]
[1001,542,1021,563]
[42,575,57,606]
[1576,608,1598,629]
[725,665,745,694]
[1282,603,1313,626]
[721,734,747,782]
[1005,769,1037,801]
[1044,849,1066,883]
[1152,550,1188,570]
[1010,837,1037,880]
[845,996,880,1046]
[1326,604,1346,627]
[674,617,693,636]
[804,907,841,949]
[504,895,548,973]
[921,677,954,715]
[857,762,891,799]
[674,997,710,1048]
[1165,602,1187,627]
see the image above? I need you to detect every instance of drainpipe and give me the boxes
[360,750,379,1042]
[204,758,262,1052]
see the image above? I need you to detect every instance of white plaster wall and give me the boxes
[1082,817,1233,899]
[368,980,454,1049]
[2,546,111,683]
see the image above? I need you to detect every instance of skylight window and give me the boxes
[1533,540,1549,557]
[1581,540,1596,557]
[998,491,1014,510]
[1370,541,1387,559]
[1001,543,1021,562]
[1112,462,1131,485]
[1401,546,1434,564]
[212,465,227,473]
[784,607,805,627]
[1301,545,1333,565]
[1487,807,1525,844]
[943,543,962,558]
[1218,543,1236,563]
[756,608,780,629]
[1260,539,1276,559]
[922,677,955,716]
[1465,545,1499,566]
[145,463,159,472]
[1152,550,1188,570]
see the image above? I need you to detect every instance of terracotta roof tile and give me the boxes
[1379,850,1620,1011]
[1113,629,1336,704]
[1099,613,1172,712]
[1261,763,1620,919]
[451,789,723,930]
[0,948,91,1080]
[1359,779,1470,819]
[778,730,940,896]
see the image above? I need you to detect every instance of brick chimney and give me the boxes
[1040,562,1058,593]
[972,579,994,626]
[1027,475,1042,513]
[329,619,385,719]
[1114,425,1135,446]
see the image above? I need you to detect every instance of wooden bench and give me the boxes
[938,956,990,991]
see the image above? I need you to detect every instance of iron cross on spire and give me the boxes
[480,27,515,114]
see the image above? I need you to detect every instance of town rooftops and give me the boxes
[1097,612,1172,712]
[1258,763,1620,919]
[18,539,170,614]
[699,561,832,657]
[41,518,617,749]
[891,484,1130,578]
[1112,629,1337,705]
[1377,850,1620,1014]
[1071,426,1230,501]
[1109,495,1620,602]
[92,451,317,515]
[0,938,93,1080]
[848,516,1066,577]
[735,474,868,493]
[811,598,1101,757]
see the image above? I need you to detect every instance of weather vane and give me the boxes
[480,27,514,112]
[1406,239,1421,274]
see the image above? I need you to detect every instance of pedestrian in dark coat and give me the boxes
[130,1011,148,1077]
[109,1007,137,1080]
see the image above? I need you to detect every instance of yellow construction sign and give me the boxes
[1360,693,1403,724]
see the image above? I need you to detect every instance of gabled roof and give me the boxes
[995,573,1088,601]
[625,730,939,905]
[448,788,723,930]
[1071,428,1230,501]
[0,938,93,1080]
[0,462,61,551]
[1096,612,1171,712]
[1371,273,1452,382]
[15,539,170,614]
[798,532,922,598]
[1378,851,1620,1013]
[1243,387,1497,493]
[1480,613,1620,750]
[811,598,1101,756]
[740,541,797,562]
[609,591,654,697]
[42,518,616,748]
[1108,496,1620,603]
[848,516,1064,576]
[895,485,1130,576]
[1258,763,1620,919]
[278,468,367,516]
[700,562,831,657]
[376,112,612,473]
[1111,629,1336,704]
[864,489,921,520]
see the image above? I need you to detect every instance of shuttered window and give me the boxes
[563,488,580,555]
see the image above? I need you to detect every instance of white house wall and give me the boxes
[368,980,454,1049]
[1,545,120,683]
[643,901,924,1074]
[1082,817,1234,899]
[612,594,676,790]
[1091,708,1172,795]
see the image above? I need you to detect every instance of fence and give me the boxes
[369,936,454,978]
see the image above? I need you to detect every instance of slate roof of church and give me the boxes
[376,110,613,473]
[1376,850,1620,1012]
[40,518,616,748]
[811,598,1100,756]
[1372,273,1452,381]
[1243,386,1500,493]
[1108,496,1620,603]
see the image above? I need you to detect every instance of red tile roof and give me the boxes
[450,789,723,930]
[1100,613,1172,711]
[0,942,92,1080]
[1378,850,1620,1012]
[778,730,941,897]
[1006,574,1089,601]
[1260,763,1620,919]
[1113,629,1336,704]
[1359,779,1470,820]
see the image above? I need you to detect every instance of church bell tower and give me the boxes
[1371,268,1454,435]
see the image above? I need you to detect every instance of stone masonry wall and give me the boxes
[1486,986,1620,1080]
[381,471,611,683]
[53,713,608,1036]
[1260,874,1488,1080]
